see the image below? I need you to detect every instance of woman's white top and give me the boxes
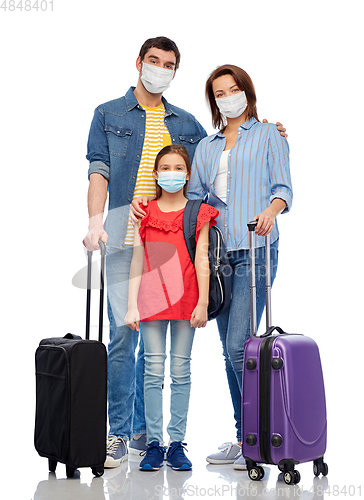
[214,149,230,203]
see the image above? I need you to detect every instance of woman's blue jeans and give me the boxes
[216,240,278,442]
[140,320,195,445]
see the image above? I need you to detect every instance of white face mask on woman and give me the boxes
[140,62,174,94]
[216,91,247,119]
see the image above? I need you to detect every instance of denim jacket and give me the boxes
[86,87,207,249]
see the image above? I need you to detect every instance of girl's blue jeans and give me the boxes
[140,320,195,445]
[216,239,279,442]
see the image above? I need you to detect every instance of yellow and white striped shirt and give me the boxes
[124,103,171,245]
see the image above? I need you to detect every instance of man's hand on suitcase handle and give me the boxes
[83,228,108,251]
[83,214,108,252]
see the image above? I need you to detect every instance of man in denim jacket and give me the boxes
[83,37,207,467]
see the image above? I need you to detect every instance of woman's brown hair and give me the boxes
[153,144,191,199]
[205,64,259,130]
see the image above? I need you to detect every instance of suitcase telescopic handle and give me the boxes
[86,241,106,342]
[247,221,272,337]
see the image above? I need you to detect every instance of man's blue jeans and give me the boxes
[106,246,146,439]
[216,240,278,442]
[140,320,195,445]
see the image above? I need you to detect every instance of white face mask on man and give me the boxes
[216,91,247,119]
[140,62,174,94]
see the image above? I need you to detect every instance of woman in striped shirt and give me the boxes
[187,65,293,469]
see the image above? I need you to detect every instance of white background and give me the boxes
[1,0,363,497]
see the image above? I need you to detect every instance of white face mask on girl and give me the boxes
[216,91,247,119]
[140,62,174,94]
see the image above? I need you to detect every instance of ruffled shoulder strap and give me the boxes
[196,204,219,231]
[195,203,219,241]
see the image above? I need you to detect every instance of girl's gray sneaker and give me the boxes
[105,435,128,468]
[206,442,241,464]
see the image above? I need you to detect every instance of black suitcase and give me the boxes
[34,243,107,478]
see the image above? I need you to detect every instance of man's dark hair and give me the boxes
[139,36,181,69]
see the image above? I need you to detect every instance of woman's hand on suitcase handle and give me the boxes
[253,211,275,237]
[254,199,287,236]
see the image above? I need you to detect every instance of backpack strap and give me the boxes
[183,199,203,265]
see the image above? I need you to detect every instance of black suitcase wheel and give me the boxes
[294,470,301,484]
[322,463,328,476]
[248,466,265,481]
[48,459,57,472]
[66,465,77,478]
[313,457,328,477]
[92,466,104,477]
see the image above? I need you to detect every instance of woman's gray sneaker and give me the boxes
[206,442,241,464]
[129,433,148,455]
[105,435,128,468]
[233,455,247,470]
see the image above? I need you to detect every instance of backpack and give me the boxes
[182,199,233,320]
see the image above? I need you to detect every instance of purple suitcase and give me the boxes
[241,222,328,485]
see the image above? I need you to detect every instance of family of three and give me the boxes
[83,36,293,472]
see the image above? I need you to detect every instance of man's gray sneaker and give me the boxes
[129,433,148,455]
[105,435,128,468]
[206,442,241,464]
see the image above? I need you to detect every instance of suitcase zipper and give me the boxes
[259,335,276,465]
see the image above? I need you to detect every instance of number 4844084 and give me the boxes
[1,0,54,11]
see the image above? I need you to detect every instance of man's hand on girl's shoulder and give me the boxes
[130,196,153,225]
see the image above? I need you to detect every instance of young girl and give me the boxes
[124,144,218,471]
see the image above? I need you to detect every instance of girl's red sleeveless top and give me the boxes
[137,200,218,321]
